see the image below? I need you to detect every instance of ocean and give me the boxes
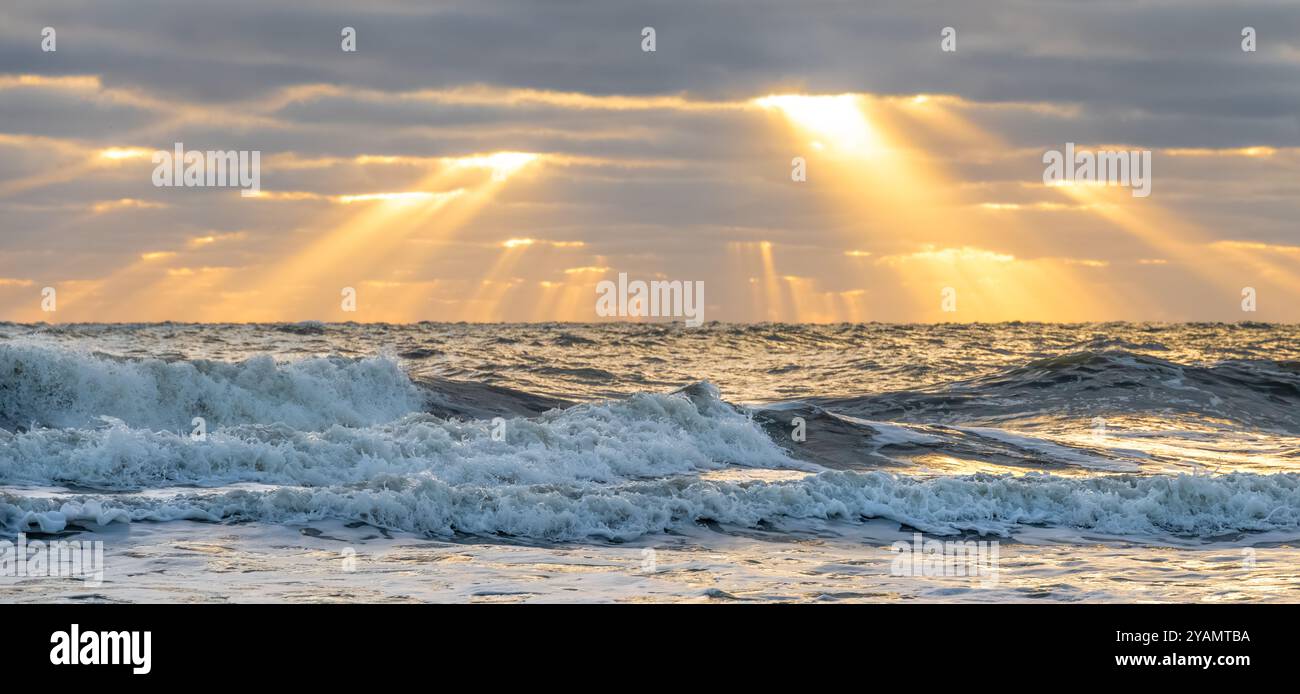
[2,322,1299,602]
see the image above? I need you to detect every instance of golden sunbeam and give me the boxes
[1046,182,1248,295]
[755,92,1117,321]
[192,151,540,320]
[754,94,882,156]
[460,244,533,321]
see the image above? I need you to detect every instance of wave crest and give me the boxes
[0,344,427,432]
[5,471,1298,542]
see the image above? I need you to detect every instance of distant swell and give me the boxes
[815,350,1300,431]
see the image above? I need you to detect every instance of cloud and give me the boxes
[0,1,1298,321]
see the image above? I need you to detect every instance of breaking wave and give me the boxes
[2,343,1299,543]
[0,344,427,431]
[3,471,1298,542]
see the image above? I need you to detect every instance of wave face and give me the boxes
[814,350,1300,432]
[0,344,427,431]
[2,323,1300,543]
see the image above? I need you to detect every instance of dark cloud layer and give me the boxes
[0,0,1298,322]
[2,1,1296,121]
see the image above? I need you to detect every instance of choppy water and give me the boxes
[2,322,1299,602]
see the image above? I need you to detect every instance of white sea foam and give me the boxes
[0,344,427,431]
[3,343,1299,545]
[3,470,1298,542]
[0,366,803,491]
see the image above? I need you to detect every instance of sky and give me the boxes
[1,0,1298,323]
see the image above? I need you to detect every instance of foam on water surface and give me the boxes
[2,324,1298,601]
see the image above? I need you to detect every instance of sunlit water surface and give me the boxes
[2,322,1298,602]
